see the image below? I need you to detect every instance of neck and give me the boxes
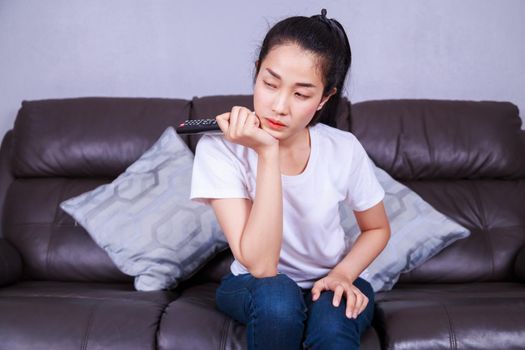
[279,127,310,154]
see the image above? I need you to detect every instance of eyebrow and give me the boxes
[266,68,317,88]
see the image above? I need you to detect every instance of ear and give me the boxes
[317,87,337,111]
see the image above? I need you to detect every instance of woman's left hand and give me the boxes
[311,271,368,319]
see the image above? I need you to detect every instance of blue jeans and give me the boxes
[215,272,375,350]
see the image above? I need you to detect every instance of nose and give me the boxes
[272,92,289,115]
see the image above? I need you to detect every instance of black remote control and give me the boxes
[176,118,222,135]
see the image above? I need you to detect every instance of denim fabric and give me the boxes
[215,272,375,350]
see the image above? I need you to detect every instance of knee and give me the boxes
[250,274,306,322]
[304,293,362,348]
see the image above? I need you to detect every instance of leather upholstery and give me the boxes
[0,281,177,350]
[4,177,133,282]
[1,96,524,349]
[374,283,525,349]
[12,97,191,178]
[351,99,525,180]
[515,245,525,281]
[0,238,22,286]
[0,131,14,238]
[397,179,525,283]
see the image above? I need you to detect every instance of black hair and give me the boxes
[254,9,352,127]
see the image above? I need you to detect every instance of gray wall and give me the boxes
[1,0,524,138]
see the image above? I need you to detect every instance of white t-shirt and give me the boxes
[190,123,385,288]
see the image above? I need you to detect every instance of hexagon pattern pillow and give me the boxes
[60,127,227,291]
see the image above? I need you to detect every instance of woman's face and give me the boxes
[253,43,333,140]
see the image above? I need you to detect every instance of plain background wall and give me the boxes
[1,0,524,138]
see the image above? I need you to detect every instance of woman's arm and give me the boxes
[210,106,283,278]
[311,200,390,319]
[210,146,283,278]
[330,200,390,282]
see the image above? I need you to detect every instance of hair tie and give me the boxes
[316,8,335,29]
[315,9,343,40]
[319,8,330,25]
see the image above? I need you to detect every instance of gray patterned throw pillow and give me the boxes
[60,127,227,291]
[339,164,470,292]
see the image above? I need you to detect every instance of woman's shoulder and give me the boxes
[197,134,245,152]
[313,123,360,147]
[196,134,254,163]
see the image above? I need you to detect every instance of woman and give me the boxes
[190,9,391,350]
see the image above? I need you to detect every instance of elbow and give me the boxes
[250,267,279,279]
[238,246,279,279]
[243,259,279,279]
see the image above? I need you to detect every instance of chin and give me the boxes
[261,123,286,138]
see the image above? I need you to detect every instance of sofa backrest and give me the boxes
[351,99,525,180]
[2,97,190,282]
[351,99,525,284]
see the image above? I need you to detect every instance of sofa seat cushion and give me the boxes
[0,281,178,350]
[374,282,525,350]
[157,283,381,350]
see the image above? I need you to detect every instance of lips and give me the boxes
[266,118,286,127]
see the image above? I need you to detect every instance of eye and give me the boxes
[295,92,310,99]
[263,81,276,89]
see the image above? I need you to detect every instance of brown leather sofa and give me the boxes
[1,95,524,350]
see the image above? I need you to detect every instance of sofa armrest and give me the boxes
[515,245,525,282]
[0,238,22,287]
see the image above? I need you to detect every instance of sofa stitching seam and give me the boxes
[54,181,67,226]
[44,226,54,278]
[441,304,457,350]
[154,305,169,349]
[80,303,97,350]
[219,317,232,350]
[472,184,496,278]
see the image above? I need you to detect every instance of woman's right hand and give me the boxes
[216,106,279,154]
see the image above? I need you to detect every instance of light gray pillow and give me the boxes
[60,127,227,291]
[339,163,470,292]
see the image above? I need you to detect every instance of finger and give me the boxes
[345,289,357,318]
[352,292,364,319]
[249,111,260,128]
[344,286,354,318]
[311,280,326,301]
[229,106,240,137]
[332,284,345,307]
[350,286,366,318]
[311,283,321,301]
[357,295,369,318]
[343,285,358,319]
[236,108,249,135]
[215,113,230,133]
